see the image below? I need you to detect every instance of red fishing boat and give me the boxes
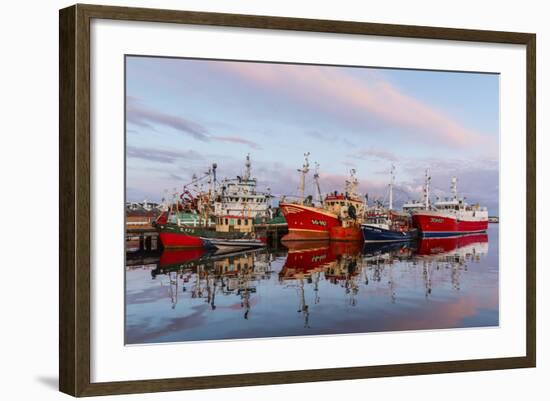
[156,189,215,248]
[412,173,488,237]
[280,154,364,241]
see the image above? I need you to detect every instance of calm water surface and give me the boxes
[125,224,499,344]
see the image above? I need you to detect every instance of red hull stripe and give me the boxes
[160,231,204,248]
[412,214,488,233]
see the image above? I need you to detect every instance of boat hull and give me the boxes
[159,228,205,248]
[202,238,265,248]
[361,224,418,242]
[280,203,340,241]
[330,225,362,242]
[159,223,265,249]
[412,211,488,237]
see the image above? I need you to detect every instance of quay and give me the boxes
[125,223,288,252]
[255,223,288,246]
[126,228,160,252]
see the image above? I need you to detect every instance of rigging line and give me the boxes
[182,173,210,189]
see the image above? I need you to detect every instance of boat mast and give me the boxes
[451,176,458,201]
[313,162,323,205]
[346,169,358,198]
[298,152,310,203]
[423,169,431,210]
[207,166,213,197]
[389,164,395,211]
[244,153,251,181]
[212,162,217,196]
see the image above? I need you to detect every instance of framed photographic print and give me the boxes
[59,4,536,397]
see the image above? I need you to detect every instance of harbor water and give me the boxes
[125,224,499,344]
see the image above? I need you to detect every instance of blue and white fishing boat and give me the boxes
[361,165,418,243]
[361,220,418,242]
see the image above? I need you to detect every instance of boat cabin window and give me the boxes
[237,219,241,225]
[225,218,228,225]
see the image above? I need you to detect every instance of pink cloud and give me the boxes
[127,98,261,150]
[211,135,261,149]
[350,148,398,162]
[214,62,485,148]
[127,98,209,141]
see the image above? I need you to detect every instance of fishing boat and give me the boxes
[157,155,271,248]
[159,206,267,249]
[156,187,217,248]
[411,172,488,237]
[362,213,418,242]
[158,220,265,249]
[280,153,364,241]
[280,154,339,241]
[154,187,214,248]
[361,165,418,242]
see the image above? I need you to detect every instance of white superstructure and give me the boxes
[214,154,272,219]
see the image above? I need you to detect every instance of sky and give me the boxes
[126,56,500,215]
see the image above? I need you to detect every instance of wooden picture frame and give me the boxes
[59,3,536,397]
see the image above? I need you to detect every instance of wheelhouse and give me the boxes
[215,215,254,233]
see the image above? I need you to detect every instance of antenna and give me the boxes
[207,166,213,196]
[244,154,251,181]
[451,177,458,200]
[297,152,310,203]
[313,162,323,205]
[345,168,358,198]
[424,169,431,210]
[389,164,395,211]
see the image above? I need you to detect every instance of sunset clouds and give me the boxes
[127,97,261,149]
[127,97,209,141]
[214,62,487,148]
[125,56,499,213]
[211,135,262,149]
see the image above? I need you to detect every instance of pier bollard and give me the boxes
[139,235,144,251]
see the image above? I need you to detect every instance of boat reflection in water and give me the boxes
[148,247,277,314]
[126,226,497,344]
